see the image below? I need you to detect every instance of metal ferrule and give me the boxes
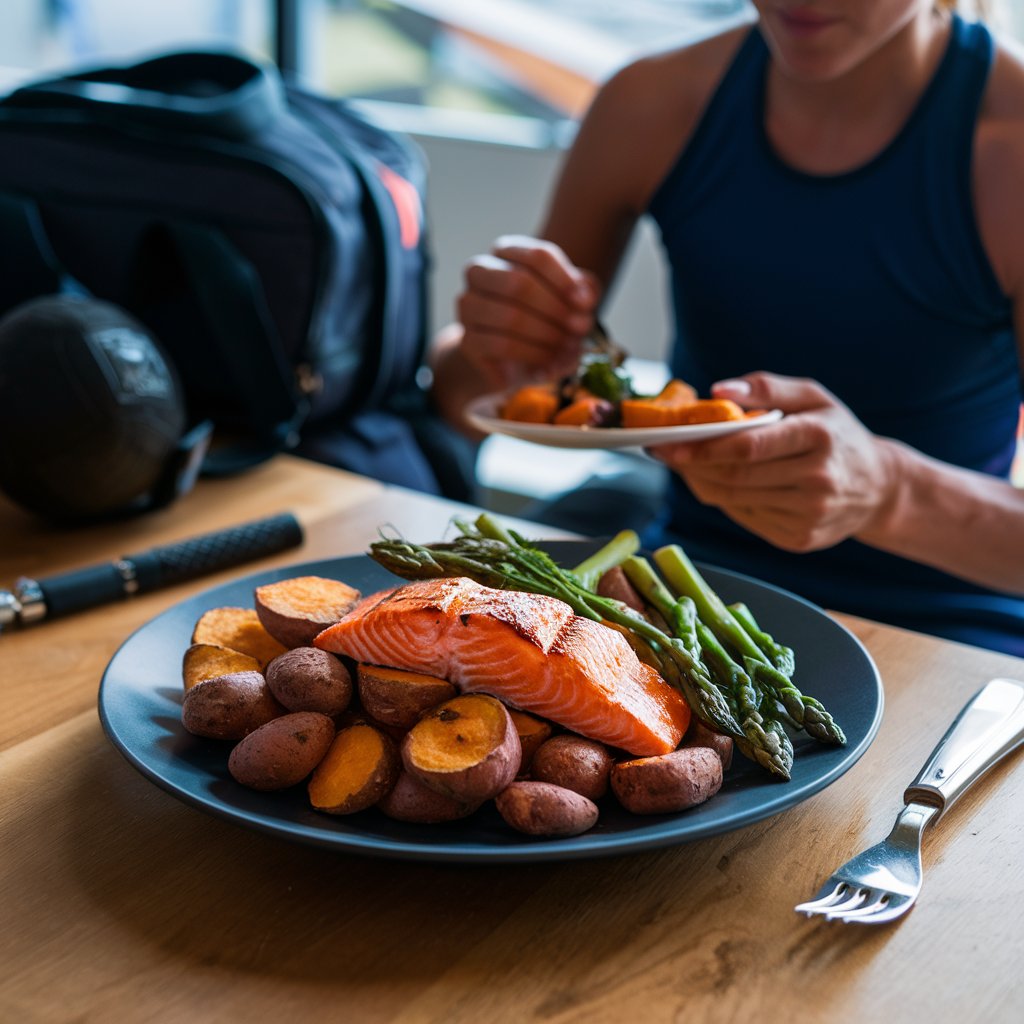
[114,559,139,594]
[0,588,22,629]
[13,577,46,623]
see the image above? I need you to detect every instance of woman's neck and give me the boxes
[764,9,952,175]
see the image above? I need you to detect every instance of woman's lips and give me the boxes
[778,8,841,38]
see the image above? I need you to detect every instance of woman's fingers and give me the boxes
[457,286,578,347]
[492,235,598,306]
[651,413,830,471]
[712,371,836,413]
[456,236,599,391]
[650,371,898,551]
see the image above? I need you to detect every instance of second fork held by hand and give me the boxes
[795,677,1024,925]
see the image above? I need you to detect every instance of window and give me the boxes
[5,2,1020,145]
[0,1,753,146]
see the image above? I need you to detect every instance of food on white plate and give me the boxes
[498,358,764,430]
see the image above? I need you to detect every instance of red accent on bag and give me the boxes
[377,163,422,250]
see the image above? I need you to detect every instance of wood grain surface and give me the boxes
[2,457,1023,1023]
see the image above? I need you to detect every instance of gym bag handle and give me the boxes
[4,52,284,140]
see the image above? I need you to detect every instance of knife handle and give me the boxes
[903,678,1024,818]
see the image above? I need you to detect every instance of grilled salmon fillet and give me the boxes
[315,576,690,756]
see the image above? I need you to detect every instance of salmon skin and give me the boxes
[315,576,690,756]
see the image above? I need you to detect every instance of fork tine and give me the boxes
[793,880,848,915]
[831,893,916,925]
[826,890,889,921]
[819,887,870,916]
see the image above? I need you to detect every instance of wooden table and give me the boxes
[3,456,1023,1023]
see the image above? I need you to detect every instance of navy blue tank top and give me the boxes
[645,15,1024,655]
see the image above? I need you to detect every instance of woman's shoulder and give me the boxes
[576,23,752,211]
[973,34,1024,297]
[983,32,1024,120]
[595,23,751,128]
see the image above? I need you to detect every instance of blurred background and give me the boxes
[0,1,773,362]
[2,0,1020,505]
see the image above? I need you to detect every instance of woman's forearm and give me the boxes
[858,439,1024,596]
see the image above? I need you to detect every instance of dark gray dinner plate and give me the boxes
[98,541,883,863]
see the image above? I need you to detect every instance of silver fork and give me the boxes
[796,677,1024,924]
[585,318,628,368]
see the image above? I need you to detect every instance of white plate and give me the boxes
[465,394,783,450]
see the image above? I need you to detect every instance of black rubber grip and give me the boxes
[36,513,303,619]
[129,513,304,589]
[38,563,129,617]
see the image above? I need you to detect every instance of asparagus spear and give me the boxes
[369,518,775,768]
[698,623,794,779]
[654,544,767,666]
[746,658,846,746]
[621,553,793,779]
[570,529,641,591]
[621,555,699,658]
[655,543,845,748]
[729,601,796,677]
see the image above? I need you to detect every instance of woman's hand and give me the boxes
[649,372,901,552]
[455,235,599,392]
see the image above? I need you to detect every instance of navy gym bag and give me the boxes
[0,50,463,494]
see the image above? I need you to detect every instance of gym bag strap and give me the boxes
[0,192,86,307]
[130,220,309,475]
[4,51,284,141]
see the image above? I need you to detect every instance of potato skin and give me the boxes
[377,770,478,823]
[495,781,599,837]
[266,647,353,716]
[228,712,335,791]
[356,665,456,730]
[530,735,613,800]
[681,719,734,771]
[402,695,522,805]
[611,747,723,815]
[596,566,647,615]
[181,671,283,740]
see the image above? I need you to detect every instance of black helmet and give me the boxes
[0,294,204,521]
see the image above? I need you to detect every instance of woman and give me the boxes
[430,0,1024,655]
